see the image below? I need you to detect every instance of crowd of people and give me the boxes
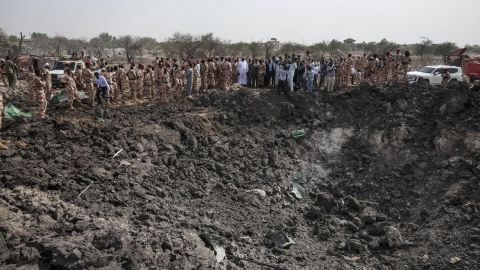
[0,49,413,149]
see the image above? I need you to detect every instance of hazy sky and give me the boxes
[1,0,479,46]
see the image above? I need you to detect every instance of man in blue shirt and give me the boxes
[95,72,110,105]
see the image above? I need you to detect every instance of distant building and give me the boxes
[343,38,357,51]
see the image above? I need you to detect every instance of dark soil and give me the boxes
[1,83,479,270]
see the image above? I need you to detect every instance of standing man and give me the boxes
[82,63,95,105]
[94,71,110,105]
[144,66,154,99]
[64,67,81,109]
[200,59,208,92]
[237,58,248,86]
[306,66,315,93]
[207,59,216,89]
[326,60,336,92]
[185,63,193,98]
[4,56,18,89]
[127,64,137,100]
[0,60,8,87]
[257,60,266,88]
[401,51,412,81]
[287,60,297,92]
[74,64,84,91]
[43,63,53,101]
[136,64,144,100]
[115,64,126,100]
[32,70,47,118]
[0,90,6,150]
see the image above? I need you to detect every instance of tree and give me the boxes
[278,42,306,57]
[30,32,50,55]
[264,38,279,58]
[163,32,204,59]
[139,37,158,51]
[328,39,343,57]
[98,32,114,44]
[248,42,263,58]
[465,44,480,54]
[89,37,106,58]
[118,35,143,63]
[375,38,398,54]
[415,37,433,60]
[225,42,249,58]
[309,41,328,58]
[51,35,68,56]
[433,42,457,62]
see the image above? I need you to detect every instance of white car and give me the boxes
[406,65,465,85]
[51,61,85,88]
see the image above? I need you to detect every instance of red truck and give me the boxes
[447,48,480,82]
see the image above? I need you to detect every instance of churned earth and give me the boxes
[0,82,479,270]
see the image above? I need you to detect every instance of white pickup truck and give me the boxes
[406,65,465,86]
[50,60,85,88]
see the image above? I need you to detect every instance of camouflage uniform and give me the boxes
[200,62,208,91]
[0,92,3,131]
[345,57,354,86]
[44,68,52,101]
[257,62,266,87]
[157,69,169,101]
[441,71,451,87]
[218,61,229,90]
[174,68,184,93]
[0,64,7,87]
[193,64,201,94]
[26,72,37,103]
[127,68,137,100]
[230,61,237,85]
[65,74,80,108]
[143,68,154,99]
[82,68,95,103]
[365,59,375,85]
[207,62,216,89]
[74,68,84,91]
[401,55,412,80]
[394,53,403,82]
[136,69,144,99]
[115,67,127,100]
[32,76,47,118]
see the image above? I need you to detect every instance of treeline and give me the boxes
[2,28,480,63]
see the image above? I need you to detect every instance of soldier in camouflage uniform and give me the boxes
[64,67,81,109]
[200,59,208,92]
[43,64,53,101]
[193,61,201,94]
[0,91,6,150]
[136,64,145,100]
[103,67,117,102]
[257,59,266,88]
[157,66,170,102]
[115,64,127,101]
[207,59,216,89]
[143,66,154,99]
[401,51,412,81]
[127,64,137,100]
[32,70,47,118]
[74,65,84,91]
[82,63,95,105]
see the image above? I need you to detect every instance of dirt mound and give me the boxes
[1,83,479,269]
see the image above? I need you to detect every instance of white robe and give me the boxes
[237,60,248,85]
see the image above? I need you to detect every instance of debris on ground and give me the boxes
[1,83,480,269]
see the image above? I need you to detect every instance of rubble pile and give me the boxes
[0,83,479,269]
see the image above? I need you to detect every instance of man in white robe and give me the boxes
[237,58,248,85]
